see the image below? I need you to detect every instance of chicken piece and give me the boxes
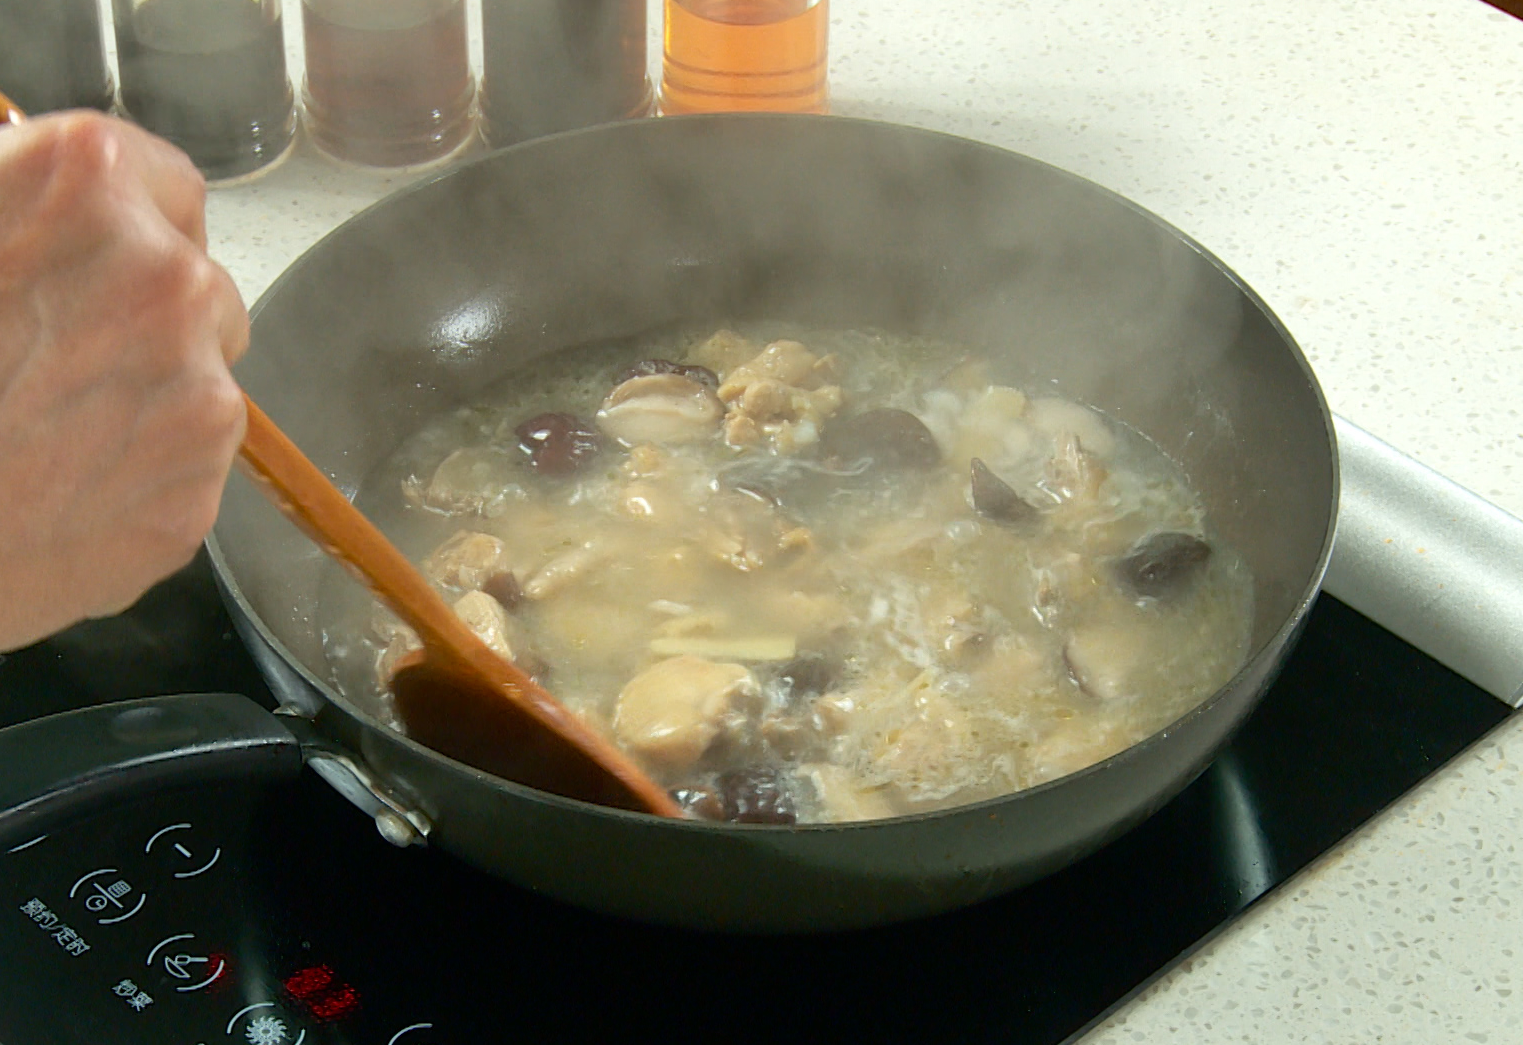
[939,356,992,395]
[969,638,1053,696]
[1032,550,1107,626]
[921,590,988,665]
[874,688,981,801]
[801,763,897,823]
[612,655,757,769]
[716,342,844,455]
[596,373,724,447]
[410,447,523,516]
[1040,433,1108,508]
[1025,397,1117,459]
[718,340,830,401]
[374,590,530,687]
[622,443,667,479]
[376,626,423,688]
[1027,719,1133,783]
[813,692,858,736]
[522,541,610,600]
[686,328,760,375]
[925,384,1038,478]
[693,488,806,573]
[722,413,764,448]
[1063,619,1152,702]
[370,606,414,647]
[452,590,528,664]
[423,530,512,591]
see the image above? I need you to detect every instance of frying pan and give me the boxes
[0,115,1337,931]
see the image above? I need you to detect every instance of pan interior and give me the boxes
[216,115,1335,779]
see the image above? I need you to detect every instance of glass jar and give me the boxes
[480,0,652,147]
[301,0,476,168]
[113,0,296,181]
[660,0,829,115]
[0,0,113,115]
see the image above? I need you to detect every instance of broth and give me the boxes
[320,327,1254,823]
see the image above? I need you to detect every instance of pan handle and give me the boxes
[0,693,302,844]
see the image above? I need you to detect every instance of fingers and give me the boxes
[113,118,209,251]
[16,111,211,253]
[211,261,251,366]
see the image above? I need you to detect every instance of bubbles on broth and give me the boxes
[318,325,1255,823]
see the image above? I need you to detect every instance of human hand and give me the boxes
[0,110,249,650]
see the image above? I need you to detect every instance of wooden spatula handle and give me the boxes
[1,88,26,126]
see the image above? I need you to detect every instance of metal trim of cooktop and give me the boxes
[1323,415,1523,707]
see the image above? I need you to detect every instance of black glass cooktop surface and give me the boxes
[0,553,1510,1045]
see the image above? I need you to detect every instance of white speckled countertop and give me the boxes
[200,1,1523,1040]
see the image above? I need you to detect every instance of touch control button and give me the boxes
[145,822,222,879]
[70,867,147,924]
[227,1002,306,1045]
[147,933,227,993]
[388,1024,436,1045]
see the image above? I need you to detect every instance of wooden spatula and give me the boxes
[239,399,681,816]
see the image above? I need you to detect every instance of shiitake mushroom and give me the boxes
[819,408,940,473]
[1114,531,1212,598]
[613,358,719,390]
[969,457,1038,524]
[514,412,601,475]
[773,651,842,703]
[717,766,797,825]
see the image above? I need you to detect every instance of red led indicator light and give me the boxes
[284,965,333,999]
[282,964,360,1023]
[308,984,360,1021]
[204,952,235,995]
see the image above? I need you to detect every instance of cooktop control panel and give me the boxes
[1,781,441,1045]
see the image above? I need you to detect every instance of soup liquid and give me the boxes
[660,0,829,115]
[322,327,1255,823]
[114,0,295,181]
[301,0,475,167]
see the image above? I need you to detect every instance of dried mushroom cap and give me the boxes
[597,373,724,447]
[969,457,1037,524]
[1114,531,1212,598]
[819,408,941,472]
[614,358,719,390]
[717,766,797,824]
[514,412,601,476]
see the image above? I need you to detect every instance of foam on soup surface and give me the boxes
[320,327,1254,824]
